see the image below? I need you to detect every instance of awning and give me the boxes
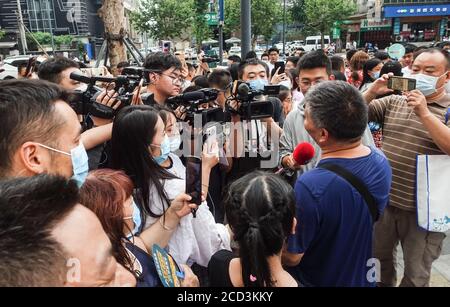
[0,42,17,49]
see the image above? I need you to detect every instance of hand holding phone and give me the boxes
[185,156,202,218]
[387,76,416,92]
[274,61,285,75]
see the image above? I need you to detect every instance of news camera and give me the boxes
[202,56,219,63]
[68,72,142,119]
[166,88,228,126]
[229,81,280,120]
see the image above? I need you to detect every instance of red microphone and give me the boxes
[276,142,315,176]
[292,142,315,165]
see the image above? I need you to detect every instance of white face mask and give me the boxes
[410,73,447,97]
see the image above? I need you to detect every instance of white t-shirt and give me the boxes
[144,153,230,267]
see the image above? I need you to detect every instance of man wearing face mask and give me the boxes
[363,48,450,287]
[38,57,119,170]
[0,80,89,186]
[225,59,283,183]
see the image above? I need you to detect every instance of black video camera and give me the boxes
[68,72,142,119]
[229,81,280,120]
[202,56,219,63]
[166,89,226,126]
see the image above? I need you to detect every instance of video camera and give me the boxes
[229,81,280,120]
[202,56,219,63]
[166,88,227,126]
[68,72,142,119]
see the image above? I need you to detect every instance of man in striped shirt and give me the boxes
[363,48,450,287]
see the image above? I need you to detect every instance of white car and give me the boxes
[303,35,331,52]
[0,55,46,80]
[228,46,241,57]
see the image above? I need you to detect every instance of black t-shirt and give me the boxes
[208,250,236,287]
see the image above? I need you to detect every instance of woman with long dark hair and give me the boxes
[359,58,383,92]
[208,171,298,287]
[79,169,199,287]
[111,105,230,269]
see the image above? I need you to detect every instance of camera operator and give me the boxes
[38,57,120,170]
[143,52,184,106]
[226,59,283,183]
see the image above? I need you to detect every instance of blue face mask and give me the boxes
[169,135,181,152]
[371,71,380,80]
[152,135,170,165]
[411,73,446,97]
[125,199,142,238]
[248,79,268,92]
[38,142,89,188]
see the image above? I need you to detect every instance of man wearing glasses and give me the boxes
[144,52,185,106]
[279,50,375,176]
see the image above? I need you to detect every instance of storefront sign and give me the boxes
[361,19,392,32]
[384,4,449,18]
[393,18,401,35]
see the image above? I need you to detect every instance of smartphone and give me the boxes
[388,76,416,91]
[274,61,285,74]
[185,156,202,217]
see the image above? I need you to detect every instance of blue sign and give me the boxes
[219,0,224,22]
[384,4,450,17]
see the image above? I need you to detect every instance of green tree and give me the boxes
[130,0,194,41]
[289,0,307,30]
[224,0,282,47]
[54,35,74,48]
[0,30,5,40]
[303,0,356,47]
[193,0,211,52]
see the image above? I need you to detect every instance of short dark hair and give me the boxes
[346,49,357,62]
[208,69,232,91]
[404,43,417,55]
[238,58,270,79]
[268,47,279,55]
[228,55,242,63]
[0,80,67,178]
[374,51,390,61]
[298,50,332,75]
[117,61,130,69]
[413,47,450,69]
[330,55,345,71]
[286,56,300,67]
[143,52,182,72]
[38,56,79,84]
[261,53,269,60]
[0,175,80,286]
[380,61,403,76]
[191,75,209,88]
[245,51,257,60]
[305,81,368,142]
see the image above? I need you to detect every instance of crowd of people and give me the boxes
[0,40,449,287]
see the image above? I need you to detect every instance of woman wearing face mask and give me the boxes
[79,169,200,287]
[111,105,231,273]
[359,58,383,93]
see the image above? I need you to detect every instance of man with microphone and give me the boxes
[279,51,375,177]
[282,81,392,287]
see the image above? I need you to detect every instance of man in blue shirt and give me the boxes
[282,81,392,287]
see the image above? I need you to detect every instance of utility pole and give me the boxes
[16,0,28,54]
[218,0,224,64]
[241,0,251,59]
[282,0,286,56]
[45,0,56,54]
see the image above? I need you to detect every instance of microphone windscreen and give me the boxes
[293,142,315,165]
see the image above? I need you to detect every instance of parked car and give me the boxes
[303,35,331,52]
[228,46,241,57]
[0,55,46,80]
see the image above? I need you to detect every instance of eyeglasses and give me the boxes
[159,72,185,86]
[299,79,324,87]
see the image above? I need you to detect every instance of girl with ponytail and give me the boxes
[208,171,298,287]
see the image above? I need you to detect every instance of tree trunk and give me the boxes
[321,31,325,49]
[99,0,127,76]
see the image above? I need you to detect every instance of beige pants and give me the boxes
[373,206,446,287]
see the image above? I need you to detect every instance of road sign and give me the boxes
[205,12,218,26]
[388,43,406,60]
